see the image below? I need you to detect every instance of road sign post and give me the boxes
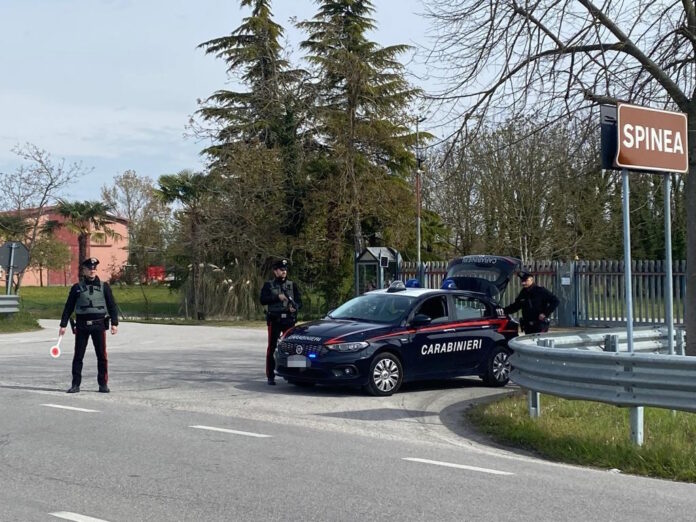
[0,242,30,295]
[605,103,689,446]
[6,243,16,295]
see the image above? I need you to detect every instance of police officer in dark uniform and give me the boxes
[259,259,302,385]
[59,257,119,393]
[504,271,559,334]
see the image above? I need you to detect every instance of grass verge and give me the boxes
[466,392,696,483]
[124,318,266,328]
[19,285,183,319]
[18,286,266,325]
[0,310,41,333]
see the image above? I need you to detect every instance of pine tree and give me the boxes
[299,0,419,290]
[198,0,292,152]
[197,0,310,247]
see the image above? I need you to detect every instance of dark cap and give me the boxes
[81,257,100,269]
[272,259,289,270]
[518,270,532,281]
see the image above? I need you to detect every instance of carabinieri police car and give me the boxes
[275,255,521,396]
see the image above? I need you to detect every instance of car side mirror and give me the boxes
[410,314,432,327]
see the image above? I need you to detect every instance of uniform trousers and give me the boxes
[522,321,550,334]
[266,320,293,381]
[72,322,108,387]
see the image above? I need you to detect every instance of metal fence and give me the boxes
[401,259,687,327]
[576,259,687,326]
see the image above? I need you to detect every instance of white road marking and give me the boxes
[403,457,513,476]
[189,425,272,438]
[50,511,112,522]
[41,404,100,413]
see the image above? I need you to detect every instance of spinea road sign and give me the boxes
[615,103,688,173]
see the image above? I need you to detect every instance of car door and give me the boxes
[406,294,460,377]
[448,294,497,372]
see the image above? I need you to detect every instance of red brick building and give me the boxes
[4,207,129,287]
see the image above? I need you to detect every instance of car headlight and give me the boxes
[326,341,369,352]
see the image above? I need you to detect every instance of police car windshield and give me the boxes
[329,294,416,324]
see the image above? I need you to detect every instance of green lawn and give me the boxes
[19,285,182,319]
[467,392,696,482]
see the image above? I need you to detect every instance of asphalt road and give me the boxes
[0,320,694,521]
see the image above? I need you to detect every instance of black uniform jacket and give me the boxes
[504,284,559,333]
[259,278,303,314]
[59,276,119,328]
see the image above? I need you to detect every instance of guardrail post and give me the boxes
[527,338,554,419]
[604,334,619,352]
[630,407,644,446]
[676,329,685,356]
[528,390,541,418]
[623,356,645,446]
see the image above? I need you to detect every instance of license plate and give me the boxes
[287,355,309,368]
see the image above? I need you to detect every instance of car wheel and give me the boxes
[365,353,403,396]
[482,346,511,387]
[286,379,315,388]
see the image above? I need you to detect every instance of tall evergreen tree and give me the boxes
[197,0,290,152]
[197,0,310,251]
[299,0,419,297]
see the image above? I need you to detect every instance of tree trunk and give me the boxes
[191,215,201,320]
[78,234,88,265]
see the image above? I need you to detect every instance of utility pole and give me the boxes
[415,116,426,286]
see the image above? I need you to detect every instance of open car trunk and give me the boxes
[445,255,522,302]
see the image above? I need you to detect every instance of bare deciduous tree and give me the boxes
[0,143,88,289]
[425,0,696,354]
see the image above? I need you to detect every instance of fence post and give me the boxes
[555,261,576,327]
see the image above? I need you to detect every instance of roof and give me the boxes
[0,205,129,225]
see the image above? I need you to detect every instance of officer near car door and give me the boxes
[504,271,559,334]
[59,257,119,393]
[259,259,302,385]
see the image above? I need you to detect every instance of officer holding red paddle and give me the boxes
[59,257,119,393]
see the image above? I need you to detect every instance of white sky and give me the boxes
[0,0,432,201]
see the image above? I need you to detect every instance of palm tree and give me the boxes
[0,214,31,241]
[55,200,120,265]
[156,170,210,320]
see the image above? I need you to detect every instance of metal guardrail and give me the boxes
[509,327,695,414]
[0,295,20,314]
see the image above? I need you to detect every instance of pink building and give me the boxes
[16,207,129,287]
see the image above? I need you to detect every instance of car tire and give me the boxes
[286,379,315,388]
[364,353,403,396]
[482,346,511,387]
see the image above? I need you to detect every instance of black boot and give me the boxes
[67,385,80,393]
[99,384,110,393]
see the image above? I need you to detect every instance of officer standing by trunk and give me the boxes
[504,271,559,334]
[260,259,302,385]
[59,257,119,393]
